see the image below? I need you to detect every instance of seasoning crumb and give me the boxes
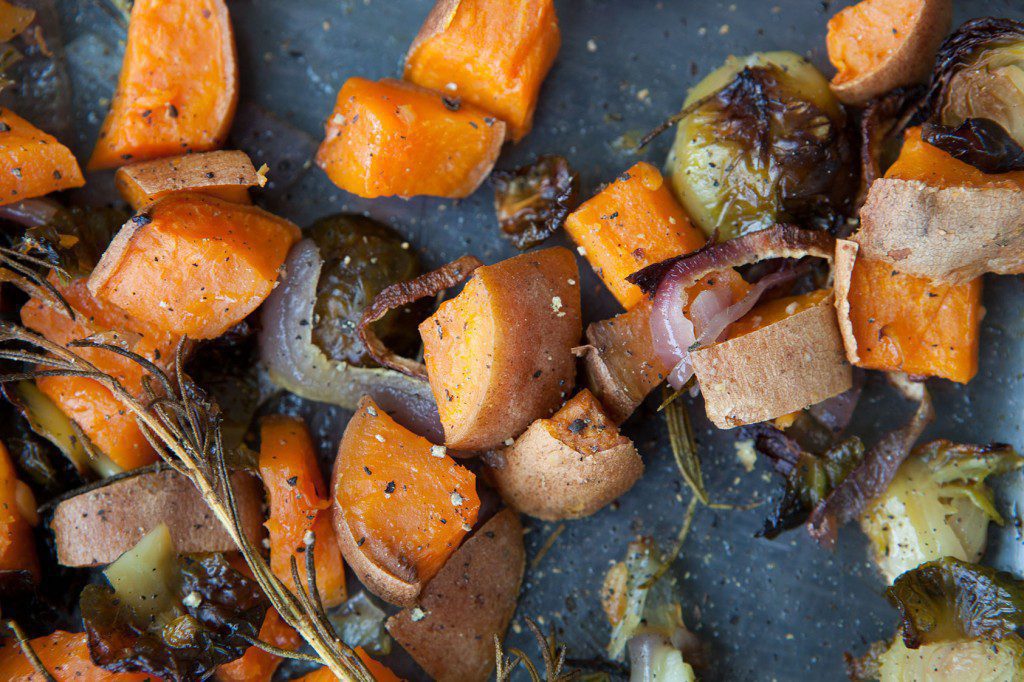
[410,607,427,622]
[303,529,315,546]
[375,434,385,443]
[719,24,730,35]
[576,245,587,256]
[366,405,378,417]
[182,591,202,608]
[734,439,758,473]
[586,38,597,53]
[504,438,515,447]
[430,444,447,458]
[450,491,464,507]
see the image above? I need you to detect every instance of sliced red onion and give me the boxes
[259,239,444,442]
[0,198,62,228]
[641,226,834,389]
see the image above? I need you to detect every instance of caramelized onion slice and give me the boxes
[358,255,482,379]
[259,239,443,441]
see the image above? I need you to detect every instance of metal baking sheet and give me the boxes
[50,0,1024,679]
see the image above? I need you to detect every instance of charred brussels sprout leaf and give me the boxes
[888,557,1024,649]
[756,428,865,539]
[308,214,421,367]
[82,553,267,681]
[859,86,925,207]
[491,155,578,250]
[667,52,853,241]
[16,205,128,277]
[922,17,1024,146]
[922,118,1024,173]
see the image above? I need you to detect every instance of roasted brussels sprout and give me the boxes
[81,524,267,681]
[491,154,578,250]
[666,51,854,240]
[874,636,1024,682]
[307,214,422,367]
[924,18,1024,146]
[860,440,1023,582]
[922,117,1024,173]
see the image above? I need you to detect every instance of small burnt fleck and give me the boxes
[568,419,588,434]
[286,476,298,486]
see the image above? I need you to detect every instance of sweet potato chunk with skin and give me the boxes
[0,631,153,681]
[215,608,302,682]
[691,292,852,428]
[316,77,505,199]
[259,415,346,608]
[404,0,560,142]
[88,193,300,340]
[838,245,981,383]
[0,440,39,582]
[387,508,524,682]
[565,162,706,309]
[420,247,581,451]
[826,0,951,105]
[727,289,831,338]
[116,150,258,210]
[21,276,179,470]
[88,0,238,170]
[838,128,985,383]
[489,390,643,520]
[332,397,480,606]
[0,108,84,205]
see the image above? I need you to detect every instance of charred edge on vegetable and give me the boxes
[491,155,579,250]
[922,118,1024,174]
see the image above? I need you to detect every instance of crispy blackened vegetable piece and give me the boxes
[922,118,1024,174]
[888,557,1024,649]
[858,86,924,209]
[82,552,267,681]
[11,205,128,278]
[919,17,1024,143]
[491,155,578,250]
[807,389,934,548]
[308,215,422,367]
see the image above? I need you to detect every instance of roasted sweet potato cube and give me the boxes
[116,150,259,209]
[0,108,84,205]
[404,0,560,141]
[315,77,505,199]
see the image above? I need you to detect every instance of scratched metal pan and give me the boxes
[43,0,1024,680]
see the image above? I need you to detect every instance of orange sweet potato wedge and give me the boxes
[0,108,84,205]
[0,1,35,43]
[0,631,153,682]
[259,415,346,608]
[488,389,643,520]
[88,0,238,170]
[332,397,480,607]
[565,162,706,309]
[404,0,560,141]
[215,608,302,682]
[420,247,581,450]
[316,77,506,199]
[0,440,39,583]
[835,241,981,384]
[826,0,951,105]
[116,150,259,210]
[20,276,179,471]
[88,193,300,340]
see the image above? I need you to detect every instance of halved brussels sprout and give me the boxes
[875,635,1024,682]
[927,18,1024,146]
[860,440,1023,582]
[666,51,853,241]
[307,214,422,367]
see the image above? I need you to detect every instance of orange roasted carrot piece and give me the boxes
[88,0,238,170]
[0,109,84,205]
[0,440,39,583]
[88,193,300,340]
[316,78,506,199]
[404,0,560,142]
[215,608,301,682]
[259,415,346,608]
[333,397,480,597]
[844,128,988,383]
[0,631,154,681]
[115,150,260,210]
[293,649,402,682]
[565,162,706,309]
[20,276,179,470]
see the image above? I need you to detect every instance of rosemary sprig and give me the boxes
[663,388,708,505]
[495,618,578,682]
[4,619,55,681]
[0,322,371,681]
